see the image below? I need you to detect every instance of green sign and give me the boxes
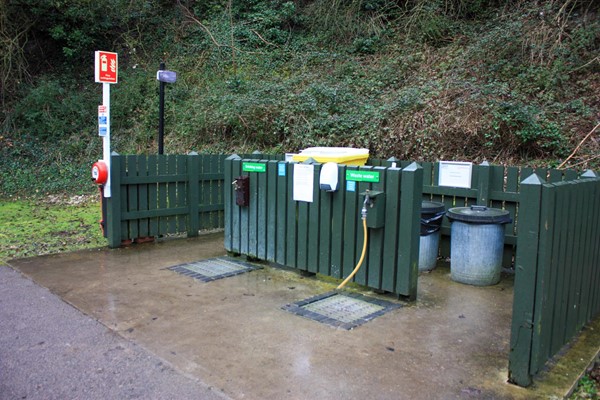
[242,162,266,173]
[346,170,380,183]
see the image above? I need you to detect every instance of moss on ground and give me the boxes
[0,197,106,264]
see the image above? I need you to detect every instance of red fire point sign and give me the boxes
[95,51,118,84]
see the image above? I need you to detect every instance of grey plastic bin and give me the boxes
[419,201,445,271]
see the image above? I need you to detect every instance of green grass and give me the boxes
[0,198,106,264]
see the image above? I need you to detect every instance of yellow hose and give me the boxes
[337,217,368,290]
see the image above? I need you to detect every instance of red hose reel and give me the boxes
[91,161,108,184]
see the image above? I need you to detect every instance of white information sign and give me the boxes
[98,105,108,137]
[438,161,473,188]
[293,164,314,203]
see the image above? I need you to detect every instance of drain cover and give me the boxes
[168,257,259,282]
[282,291,401,330]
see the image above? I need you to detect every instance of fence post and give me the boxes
[580,169,597,179]
[477,161,491,206]
[187,152,200,237]
[106,151,122,248]
[224,154,240,252]
[508,173,545,387]
[386,157,400,168]
[397,162,423,300]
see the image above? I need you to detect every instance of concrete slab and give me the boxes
[7,233,597,399]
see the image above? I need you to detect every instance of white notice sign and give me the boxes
[438,161,473,188]
[293,164,314,203]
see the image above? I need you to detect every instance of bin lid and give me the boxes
[446,206,511,224]
[421,201,445,215]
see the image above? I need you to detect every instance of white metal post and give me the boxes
[102,82,111,197]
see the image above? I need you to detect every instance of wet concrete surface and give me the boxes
[6,232,598,399]
[0,264,227,400]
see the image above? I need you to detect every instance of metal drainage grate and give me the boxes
[168,257,260,282]
[282,291,401,330]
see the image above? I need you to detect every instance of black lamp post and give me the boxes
[157,62,177,155]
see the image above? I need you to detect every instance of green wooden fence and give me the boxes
[223,155,423,299]
[105,152,227,247]
[371,160,581,267]
[104,152,599,387]
[508,171,600,387]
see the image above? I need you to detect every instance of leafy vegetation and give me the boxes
[1,0,598,198]
[569,359,599,399]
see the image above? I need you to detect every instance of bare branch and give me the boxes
[558,122,600,169]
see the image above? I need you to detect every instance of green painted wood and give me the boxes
[120,174,189,184]
[329,165,346,279]
[247,162,259,257]
[158,155,168,235]
[508,173,544,387]
[564,169,578,180]
[307,164,321,274]
[232,158,244,253]
[489,165,514,267]
[576,180,593,329]
[176,155,187,232]
[296,184,310,271]
[167,155,178,233]
[547,169,563,183]
[355,172,372,286]
[187,153,200,237]
[147,155,159,236]
[106,153,122,248]
[257,160,268,260]
[576,181,592,326]
[428,162,450,258]
[367,166,387,289]
[477,162,491,207]
[381,167,401,293]
[266,161,278,262]
[421,161,433,188]
[533,167,548,181]
[122,207,189,219]
[197,155,207,231]
[216,154,227,229]
[223,156,234,251]
[207,154,218,230]
[241,160,253,254]
[396,162,422,300]
[275,161,287,265]
[137,156,149,237]
[119,156,129,240]
[286,162,297,268]
[551,183,571,356]
[505,167,520,244]
[530,182,556,374]
[342,166,359,281]
[565,182,583,340]
[587,180,600,321]
[126,155,139,239]
[590,180,600,319]
[318,178,333,276]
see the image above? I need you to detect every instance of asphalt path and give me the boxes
[0,265,229,400]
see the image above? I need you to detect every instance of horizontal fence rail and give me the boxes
[105,153,227,247]
[224,156,423,299]
[509,172,600,387]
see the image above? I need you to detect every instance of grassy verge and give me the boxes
[0,196,106,264]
